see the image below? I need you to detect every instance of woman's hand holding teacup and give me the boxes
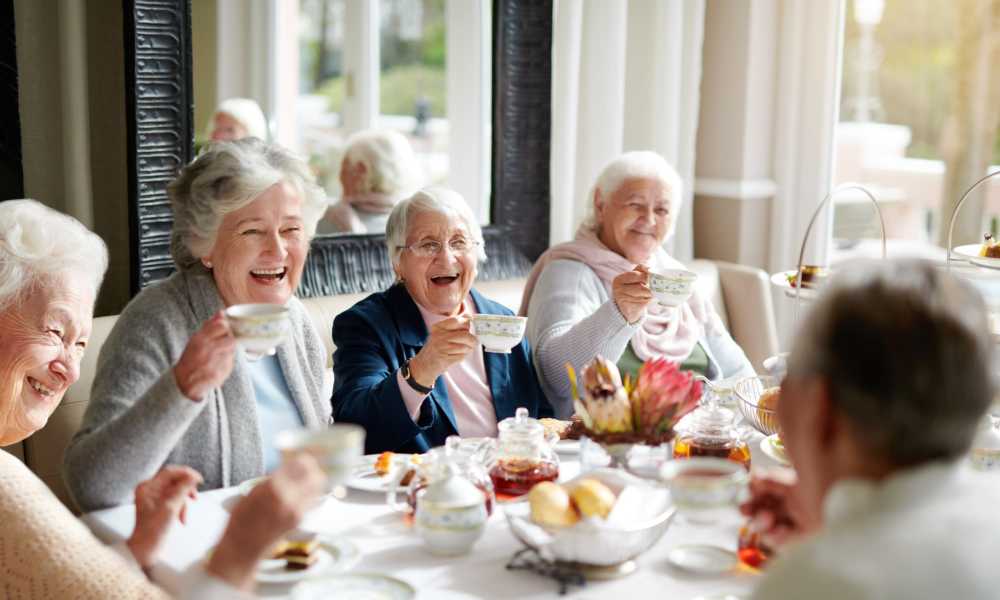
[127,465,203,569]
[408,315,478,390]
[207,453,327,591]
[612,265,654,324]
[174,311,237,401]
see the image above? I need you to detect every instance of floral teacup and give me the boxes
[470,314,527,353]
[648,269,698,307]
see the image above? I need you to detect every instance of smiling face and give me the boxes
[210,112,248,141]
[205,180,309,307]
[595,177,672,264]
[0,271,94,445]
[395,210,478,316]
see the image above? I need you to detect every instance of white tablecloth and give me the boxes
[83,445,778,599]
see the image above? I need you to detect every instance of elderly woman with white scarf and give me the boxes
[521,151,754,417]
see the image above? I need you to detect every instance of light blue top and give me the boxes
[247,354,304,472]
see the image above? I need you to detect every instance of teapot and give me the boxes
[673,385,751,469]
[484,407,560,497]
[387,436,495,515]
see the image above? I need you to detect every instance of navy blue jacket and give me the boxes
[331,283,553,454]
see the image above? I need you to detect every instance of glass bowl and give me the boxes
[734,376,781,436]
[504,469,675,568]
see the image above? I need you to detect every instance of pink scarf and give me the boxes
[519,226,719,363]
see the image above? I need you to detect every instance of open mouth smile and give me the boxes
[26,376,57,398]
[250,267,288,285]
[429,272,461,287]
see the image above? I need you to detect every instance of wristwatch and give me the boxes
[400,359,433,394]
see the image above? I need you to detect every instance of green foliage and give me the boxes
[315,63,446,117]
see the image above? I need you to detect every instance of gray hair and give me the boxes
[788,259,994,467]
[168,138,326,269]
[584,151,684,236]
[0,199,108,311]
[343,129,423,196]
[209,97,268,140]
[385,186,486,268]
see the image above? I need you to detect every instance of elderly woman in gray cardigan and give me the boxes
[521,151,754,418]
[65,139,331,511]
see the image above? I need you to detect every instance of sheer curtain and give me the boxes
[550,0,706,260]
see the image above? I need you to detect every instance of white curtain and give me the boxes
[550,0,706,260]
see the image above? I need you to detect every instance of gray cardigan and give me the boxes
[526,259,755,417]
[64,266,331,511]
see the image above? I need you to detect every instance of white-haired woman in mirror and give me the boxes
[207,98,268,142]
[332,187,553,453]
[321,129,424,234]
[0,200,325,598]
[520,151,754,417]
[743,260,1000,599]
[65,139,331,511]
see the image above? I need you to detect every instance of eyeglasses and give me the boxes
[397,237,480,258]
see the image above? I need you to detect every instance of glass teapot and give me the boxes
[673,385,752,469]
[387,436,495,515]
[484,407,559,498]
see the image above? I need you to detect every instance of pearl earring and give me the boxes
[202,259,213,269]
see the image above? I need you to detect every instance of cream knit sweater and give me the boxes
[0,451,169,599]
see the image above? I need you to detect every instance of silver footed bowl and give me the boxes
[504,469,675,567]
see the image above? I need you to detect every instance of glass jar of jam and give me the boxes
[487,407,559,498]
[673,387,751,469]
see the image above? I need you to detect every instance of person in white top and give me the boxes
[743,259,1000,600]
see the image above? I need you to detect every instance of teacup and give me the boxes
[470,314,527,354]
[648,269,698,307]
[275,424,366,490]
[225,303,290,360]
[659,457,748,523]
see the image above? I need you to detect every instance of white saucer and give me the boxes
[555,439,580,454]
[759,434,789,466]
[291,573,416,599]
[953,244,1000,271]
[667,544,738,575]
[257,536,360,584]
[769,271,820,301]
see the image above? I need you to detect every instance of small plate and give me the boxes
[257,536,360,584]
[769,271,820,300]
[667,544,738,575]
[759,434,789,466]
[344,454,422,493]
[291,573,416,600]
[953,244,1000,271]
[555,439,580,455]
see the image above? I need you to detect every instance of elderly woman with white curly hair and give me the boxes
[65,138,332,511]
[520,151,754,417]
[332,186,553,454]
[0,200,325,598]
[322,129,424,234]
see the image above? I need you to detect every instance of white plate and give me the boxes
[291,573,416,600]
[759,434,789,466]
[257,536,360,584]
[667,544,738,575]
[344,454,423,493]
[555,439,580,454]
[769,271,820,301]
[953,244,1000,271]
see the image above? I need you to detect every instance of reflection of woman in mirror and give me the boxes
[207,98,268,142]
[321,129,424,235]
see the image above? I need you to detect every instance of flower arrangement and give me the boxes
[567,356,702,446]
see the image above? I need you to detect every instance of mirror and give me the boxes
[122,0,551,296]
[191,0,493,237]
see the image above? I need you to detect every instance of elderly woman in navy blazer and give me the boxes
[332,186,553,453]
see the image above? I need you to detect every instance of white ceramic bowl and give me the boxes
[504,469,675,567]
[225,303,290,358]
[470,314,527,353]
[649,269,698,307]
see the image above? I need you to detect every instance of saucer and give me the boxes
[257,536,360,584]
[291,573,415,599]
[759,434,789,466]
[667,544,738,575]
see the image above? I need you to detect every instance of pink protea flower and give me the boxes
[631,358,702,435]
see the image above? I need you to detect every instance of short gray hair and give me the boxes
[788,259,994,467]
[385,186,486,268]
[585,151,683,236]
[168,138,326,268]
[210,97,268,140]
[343,129,423,196]
[0,199,108,311]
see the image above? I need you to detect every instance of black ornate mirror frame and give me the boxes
[123,0,551,298]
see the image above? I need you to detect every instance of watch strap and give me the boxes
[401,359,433,394]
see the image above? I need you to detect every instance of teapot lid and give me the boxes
[680,387,739,438]
[498,407,544,439]
[420,463,484,507]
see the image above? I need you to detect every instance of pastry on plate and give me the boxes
[785,265,829,289]
[273,537,320,571]
[980,233,1000,258]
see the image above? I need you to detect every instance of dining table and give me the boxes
[82,433,782,599]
